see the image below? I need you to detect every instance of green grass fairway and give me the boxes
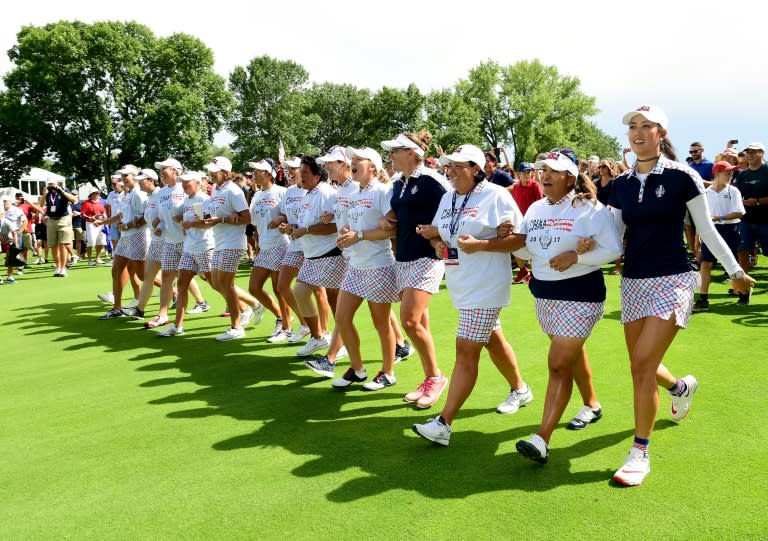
[2,259,766,540]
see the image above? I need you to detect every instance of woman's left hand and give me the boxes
[456,234,484,254]
[549,251,578,272]
[731,274,756,294]
[336,226,357,249]
[576,237,596,254]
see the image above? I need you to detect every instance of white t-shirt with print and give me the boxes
[345,180,395,269]
[250,184,289,251]
[518,194,623,281]
[432,181,522,309]
[120,186,148,238]
[297,182,338,258]
[182,192,214,255]
[143,189,162,233]
[281,185,307,253]
[208,180,249,250]
[158,183,186,244]
[705,184,745,224]
[334,178,360,232]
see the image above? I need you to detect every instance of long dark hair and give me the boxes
[660,136,677,161]
[572,172,597,206]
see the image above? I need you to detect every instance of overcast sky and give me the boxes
[2,0,766,162]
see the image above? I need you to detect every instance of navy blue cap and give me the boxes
[517,162,534,172]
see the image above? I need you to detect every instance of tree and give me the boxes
[455,59,618,165]
[228,56,320,168]
[0,21,232,186]
[0,90,47,186]
[424,89,483,155]
[362,84,426,149]
[305,82,372,152]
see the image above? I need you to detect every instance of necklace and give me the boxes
[636,155,660,163]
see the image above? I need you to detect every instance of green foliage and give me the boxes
[0,21,231,185]
[455,59,619,165]
[227,56,320,167]
[362,84,426,148]
[305,82,372,152]
[424,89,483,155]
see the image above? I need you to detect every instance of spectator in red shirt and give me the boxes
[80,188,108,265]
[510,162,543,283]
[14,192,44,270]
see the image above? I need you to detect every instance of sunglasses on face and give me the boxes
[689,149,702,154]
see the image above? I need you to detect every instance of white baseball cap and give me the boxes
[248,159,277,178]
[317,146,350,165]
[588,155,600,163]
[743,142,766,152]
[534,150,579,177]
[438,144,486,170]
[135,168,159,181]
[155,158,183,171]
[281,157,301,168]
[622,105,669,130]
[345,146,383,172]
[381,133,424,157]
[180,171,203,182]
[204,156,232,173]
[117,164,139,176]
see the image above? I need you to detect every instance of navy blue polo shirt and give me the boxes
[390,166,449,262]
[689,158,714,181]
[609,157,704,279]
[489,168,514,188]
[734,164,768,224]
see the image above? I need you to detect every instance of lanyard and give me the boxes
[449,183,476,237]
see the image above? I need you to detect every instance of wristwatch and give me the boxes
[731,270,745,280]
[357,230,364,240]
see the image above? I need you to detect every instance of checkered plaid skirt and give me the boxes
[340,264,399,304]
[395,258,444,294]
[161,242,184,271]
[114,232,148,261]
[146,239,165,262]
[535,298,604,338]
[253,244,288,272]
[621,271,697,328]
[212,249,245,273]
[298,255,348,289]
[281,249,304,269]
[457,307,502,344]
[178,250,213,274]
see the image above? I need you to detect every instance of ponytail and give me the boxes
[660,137,677,161]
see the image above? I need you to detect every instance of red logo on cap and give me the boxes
[546,151,562,160]
[637,106,651,112]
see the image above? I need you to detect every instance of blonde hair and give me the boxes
[402,130,433,161]
[376,168,391,184]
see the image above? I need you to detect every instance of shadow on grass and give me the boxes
[6,295,696,501]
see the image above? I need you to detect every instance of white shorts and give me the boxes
[85,222,107,247]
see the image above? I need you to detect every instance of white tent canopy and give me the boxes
[19,167,65,182]
[17,167,66,197]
